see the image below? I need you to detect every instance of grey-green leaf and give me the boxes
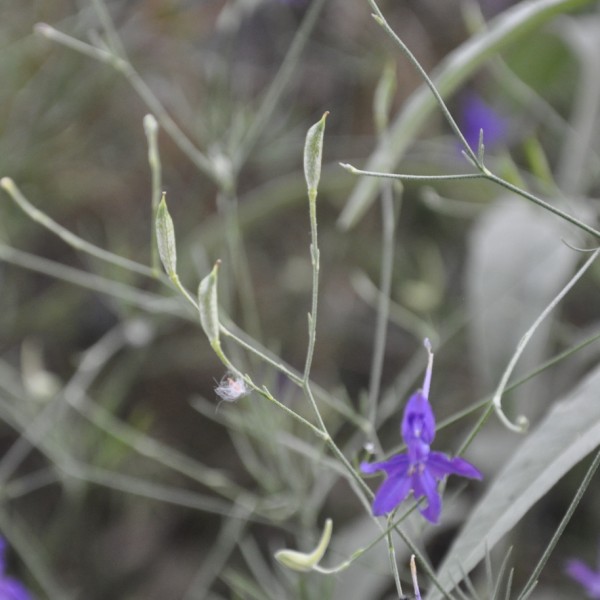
[155,193,177,277]
[304,112,329,196]
[426,364,600,600]
[198,261,221,345]
[466,198,579,416]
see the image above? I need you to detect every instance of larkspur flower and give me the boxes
[0,537,31,600]
[566,554,600,598]
[360,340,482,523]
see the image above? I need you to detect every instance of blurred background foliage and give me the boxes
[1,0,600,598]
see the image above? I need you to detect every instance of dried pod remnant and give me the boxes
[215,373,250,403]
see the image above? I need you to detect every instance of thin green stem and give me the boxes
[313,512,407,574]
[341,164,486,183]
[220,324,302,385]
[439,326,600,437]
[62,460,271,521]
[368,0,478,164]
[234,0,327,169]
[492,248,600,432]
[90,0,222,186]
[344,161,600,241]
[35,22,116,63]
[293,189,373,512]
[304,192,320,382]
[518,448,600,599]
[143,114,163,275]
[183,502,251,599]
[390,523,455,600]
[220,321,370,430]
[454,319,600,455]
[358,1,600,242]
[257,377,374,510]
[217,190,262,341]
[254,384,325,440]
[367,183,397,432]
[91,0,128,57]
[170,273,200,311]
[116,62,219,184]
[0,178,157,278]
[301,188,331,433]
[323,427,374,499]
[35,24,219,186]
[456,403,494,458]
[386,521,405,598]
[1,468,59,501]
[484,170,600,240]
[0,242,183,316]
[0,510,70,600]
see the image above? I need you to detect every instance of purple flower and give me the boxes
[360,340,482,523]
[566,557,600,598]
[460,93,508,154]
[0,537,31,600]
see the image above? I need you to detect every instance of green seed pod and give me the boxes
[198,260,221,345]
[155,192,177,277]
[274,519,332,572]
[303,112,329,198]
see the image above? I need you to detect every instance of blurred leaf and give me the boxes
[466,198,579,414]
[373,61,397,135]
[555,15,600,195]
[504,31,575,99]
[426,363,600,600]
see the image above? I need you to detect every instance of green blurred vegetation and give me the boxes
[1,0,600,598]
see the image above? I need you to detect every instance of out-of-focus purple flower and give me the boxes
[360,340,482,523]
[566,557,600,598]
[460,92,508,154]
[0,537,31,600]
